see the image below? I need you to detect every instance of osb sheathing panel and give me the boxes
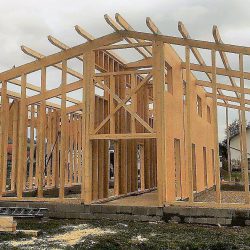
[164,43,215,201]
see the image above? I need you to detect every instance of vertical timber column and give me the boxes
[226,107,231,182]
[17,75,27,198]
[59,60,67,199]
[29,105,35,189]
[1,93,9,193]
[152,41,166,205]
[81,50,95,204]
[239,53,250,204]
[185,46,194,202]
[38,68,46,198]
[211,49,221,203]
[11,101,19,191]
[0,80,7,196]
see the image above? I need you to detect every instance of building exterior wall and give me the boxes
[163,43,216,202]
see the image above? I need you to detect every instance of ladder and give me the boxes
[0,207,48,218]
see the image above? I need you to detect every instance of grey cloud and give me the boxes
[1,0,249,141]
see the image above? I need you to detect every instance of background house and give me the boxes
[230,127,250,170]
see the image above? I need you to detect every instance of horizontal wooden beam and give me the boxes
[97,42,152,50]
[119,30,250,55]
[95,69,152,77]
[90,133,157,140]
[196,80,250,95]
[0,32,122,81]
[182,62,250,80]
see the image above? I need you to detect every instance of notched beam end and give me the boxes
[146,17,161,35]
[212,25,221,44]
[178,21,190,39]
[74,25,94,41]
[104,14,122,32]
[21,45,43,59]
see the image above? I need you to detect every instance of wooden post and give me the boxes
[17,75,27,198]
[37,68,46,198]
[211,49,221,203]
[81,50,95,204]
[11,101,19,191]
[239,53,249,203]
[59,60,67,200]
[1,81,9,193]
[28,105,35,189]
[226,107,232,182]
[0,80,7,196]
[152,41,166,205]
[185,46,194,202]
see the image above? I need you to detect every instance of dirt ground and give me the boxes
[0,218,250,249]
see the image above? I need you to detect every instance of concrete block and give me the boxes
[193,217,207,224]
[101,205,117,214]
[184,217,194,223]
[79,213,96,220]
[84,205,91,213]
[90,205,102,213]
[217,218,227,225]
[245,220,250,226]
[132,206,147,215]
[146,207,157,216]
[116,206,132,214]
[155,208,163,216]
[206,217,217,225]
[170,216,181,223]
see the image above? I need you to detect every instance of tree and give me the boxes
[225,119,250,139]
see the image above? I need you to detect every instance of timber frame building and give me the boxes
[0,14,249,208]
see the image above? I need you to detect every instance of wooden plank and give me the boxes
[211,49,221,203]
[16,75,27,198]
[59,60,67,200]
[185,46,194,202]
[1,87,9,192]
[37,68,46,197]
[239,53,250,204]
[10,101,19,191]
[152,41,166,205]
[81,50,95,204]
[28,105,35,189]
[120,30,250,56]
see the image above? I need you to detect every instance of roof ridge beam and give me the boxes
[115,13,152,56]
[104,14,149,58]
[74,24,126,65]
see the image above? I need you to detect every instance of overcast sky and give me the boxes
[1,0,250,141]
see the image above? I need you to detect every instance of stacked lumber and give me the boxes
[0,216,17,232]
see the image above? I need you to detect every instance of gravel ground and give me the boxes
[195,190,247,203]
